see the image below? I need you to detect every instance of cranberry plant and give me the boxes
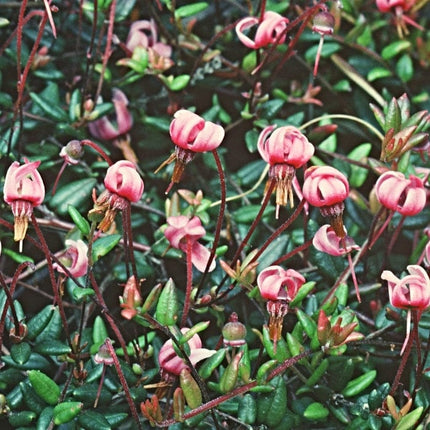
[0,0,429,429]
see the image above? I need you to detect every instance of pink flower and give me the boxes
[258,125,314,217]
[257,265,306,342]
[4,159,45,242]
[235,11,289,49]
[381,264,430,354]
[89,160,144,232]
[303,166,349,207]
[156,109,225,192]
[54,239,88,278]
[303,166,349,238]
[257,265,306,301]
[164,215,215,272]
[375,171,426,216]
[376,0,412,13]
[126,19,172,59]
[169,110,225,153]
[158,328,216,377]
[382,265,430,310]
[104,160,144,203]
[313,225,360,256]
[88,89,133,141]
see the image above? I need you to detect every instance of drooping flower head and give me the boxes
[235,11,289,49]
[258,125,314,218]
[164,215,216,273]
[89,160,144,232]
[376,0,422,37]
[88,89,133,141]
[381,265,430,354]
[4,159,45,243]
[257,265,306,341]
[155,109,225,193]
[125,19,172,59]
[303,166,349,238]
[313,225,360,257]
[375,171,426,216]
[158,328,216,378]
[53,239,88,278]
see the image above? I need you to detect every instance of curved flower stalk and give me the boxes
[235,11,289,49]
[302,165,349,238]
[257,265,306,342]
[258,125,314,218]
[381,265,430,355]
[53,239,88,278]
[89,160,144,232]
[4,159,45,246]
[156,109,225,193]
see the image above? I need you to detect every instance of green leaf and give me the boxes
[381,40,411,60]
[348,143,372,187]
[396,54,413,83]
[11,342,31,365]
[174,2,208,19]
[49,178,97,215]
[2,248,34,264]
[367,67,392,82]
[78,410,111,430]
[303,402,329,420]
[342,369,377,397]
[68,205,90,236]
[91,234,121,262]
[53,402,83,425]
[30,91,68,122]
[168,74,191,92]
[396,407,423,430]
[28,370,61,405]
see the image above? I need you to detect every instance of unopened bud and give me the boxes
[222,313,247,347]
[60,140,84,165]
[312,11,335,36]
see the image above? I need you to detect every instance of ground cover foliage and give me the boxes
[0,0,430,428]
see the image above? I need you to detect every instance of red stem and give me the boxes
[105,338,142,429]
[81,139,113,165]
[180,237,194,328]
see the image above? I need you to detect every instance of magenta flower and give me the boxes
[376,0,412,13]
[164,215,215,273]
[257,265,306,341]
[4,159,45,242]
[54,239,88,278]
[375,171,426,216]
[126,19,172,59]
[303,166,349,238]
[158,328,216,377]
[258,125,314,217]
[156,109,225,192]
[381,265,430,354]
[90,160,144,232]
[88,89,133,141]
[376,0,422,37]
[313,225,360,256]
[235,11,289,49]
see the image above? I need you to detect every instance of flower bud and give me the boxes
[222,313,247,347]
[312,11,335,35]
